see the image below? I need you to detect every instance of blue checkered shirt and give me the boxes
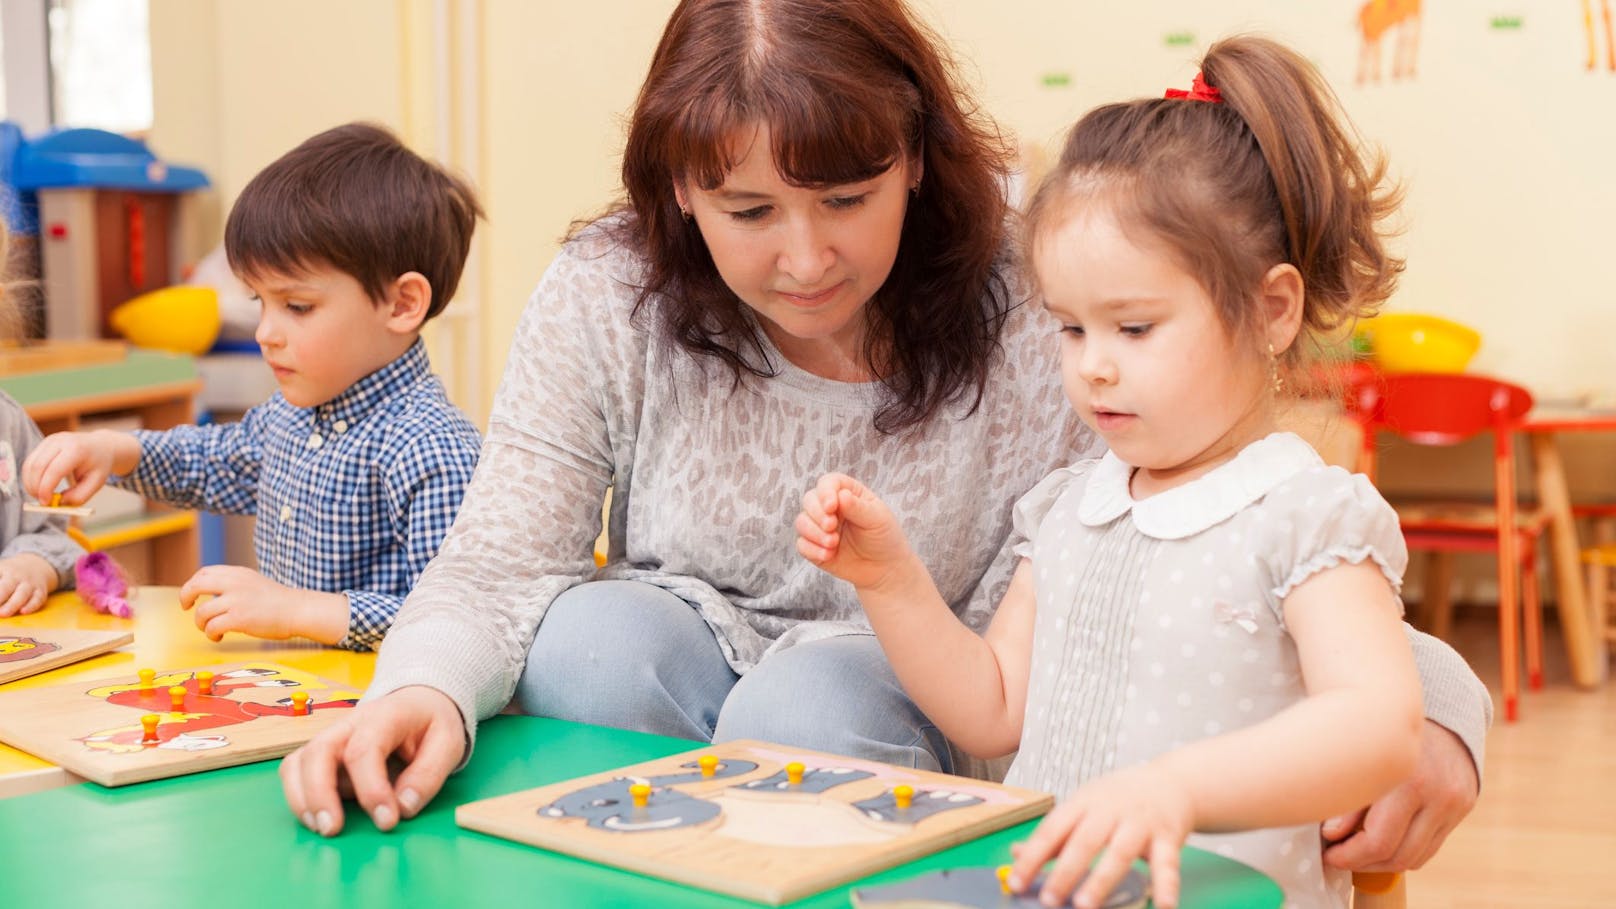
[117,339,481,650]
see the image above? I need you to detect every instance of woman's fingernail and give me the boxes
[301,811,316,832]
[373,804,397,830]
[399,788,421,816]
[316,810,335,836]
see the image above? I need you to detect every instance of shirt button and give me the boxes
[333,420,348,434]
[280,505,292,521]
[307,433,323,449]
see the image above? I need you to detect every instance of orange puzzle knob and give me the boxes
[168,686,187,712]
[291,691,311,716]
[140,714,160,744]
[197,671,214,695]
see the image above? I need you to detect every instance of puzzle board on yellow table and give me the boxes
[0,661,361,786]
[0,628,132,685]
[456,739,1054,905]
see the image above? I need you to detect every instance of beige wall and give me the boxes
[150,1,1616,512]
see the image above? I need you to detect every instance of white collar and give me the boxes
[1077,432,1323,540]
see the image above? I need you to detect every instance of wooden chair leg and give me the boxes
[1522,537,1543,691]
[1353,871,1407,909]
[1422,551,1455,638]
[1590,557,1611,650]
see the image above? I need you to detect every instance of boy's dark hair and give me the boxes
[225,122,482,321]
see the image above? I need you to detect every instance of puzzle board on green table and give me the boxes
[0,628,132,685]
[455,739,1055,905]
[0,662,361,786]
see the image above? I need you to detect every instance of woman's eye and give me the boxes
[1121,323,1152,337]
[827,194,868,210]
[727,206,770,222]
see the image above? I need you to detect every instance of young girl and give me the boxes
[796,36,1422,909]
[0,221,85,615]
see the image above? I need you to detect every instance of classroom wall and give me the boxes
[148,1,1616,515]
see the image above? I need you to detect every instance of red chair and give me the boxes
[1349,371,1547,722]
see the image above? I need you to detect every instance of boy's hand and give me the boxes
[179,565,348,644]
[0,554,58,616]
[1008,763,1193,909]
[21,430,139,505]
[795,473,917,592]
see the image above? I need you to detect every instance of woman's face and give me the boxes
[676,122,917,380]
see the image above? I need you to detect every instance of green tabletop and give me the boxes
[0,716,1281,909]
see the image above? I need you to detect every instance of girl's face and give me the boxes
[676,122,917,381]
[1034,205,1275,498]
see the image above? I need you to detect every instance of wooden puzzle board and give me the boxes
[456,739,1054,905]
[0,628,132,685]
[0,661,361,786]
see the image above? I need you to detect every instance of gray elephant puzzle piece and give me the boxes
[735,765,874,795]
[850,865,1150,909]
[852,787,985,824]
[538,778,719,832]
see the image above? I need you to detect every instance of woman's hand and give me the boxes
[279,685,466,836]
[1008,763,1194,909]
[795,473,919,593]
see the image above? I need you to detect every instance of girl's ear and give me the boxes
[1260,263,1305,354]
[672,181,690,213]
[386,271,432,333]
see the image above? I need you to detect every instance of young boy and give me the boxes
[22,123,483,651]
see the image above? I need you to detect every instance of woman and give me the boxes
[281,1,1485,874]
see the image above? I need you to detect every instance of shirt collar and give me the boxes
[311,337,431,424]
[1077,432,1322,540]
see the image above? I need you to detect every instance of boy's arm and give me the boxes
[116,410,264,515]
[339,432,479,652]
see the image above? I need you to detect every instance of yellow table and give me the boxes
[0,587,374,797]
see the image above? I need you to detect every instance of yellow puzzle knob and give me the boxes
[629,783,652,808]
[785,762,805,785]
[997,864,1013,894]
[699,755,718,778]
[893,784,914,810]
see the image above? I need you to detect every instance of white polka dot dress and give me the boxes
[1002,433,1408,909]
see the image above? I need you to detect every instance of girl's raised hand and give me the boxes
[1008,763,1193,909]
[794,473,916,592]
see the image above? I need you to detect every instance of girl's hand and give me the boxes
[0,554,57,616]
[1008,763,1193,909]
[794,473,917,593]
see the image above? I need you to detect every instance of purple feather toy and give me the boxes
[75,552,134,618]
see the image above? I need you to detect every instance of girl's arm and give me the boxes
[1013,559,1423,909]
[797,473,1036,757]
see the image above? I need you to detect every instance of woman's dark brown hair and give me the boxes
[602,0,1015,433]
[1024,35,1404,385]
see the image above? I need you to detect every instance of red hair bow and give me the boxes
[1164,72,1222,103]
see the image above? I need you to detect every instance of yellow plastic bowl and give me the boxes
[1355,313,1480,374]
[109,286,221,355]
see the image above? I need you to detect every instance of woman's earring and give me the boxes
[1268,342,1284,393]
[909,179,921,196]
[679,206,692,222]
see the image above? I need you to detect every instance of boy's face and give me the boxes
[249,267,415,408]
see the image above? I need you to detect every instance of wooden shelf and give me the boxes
[1,349,201,585]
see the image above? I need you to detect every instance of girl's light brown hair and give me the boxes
[594,0,1016,433]
[1024,35,1403,384]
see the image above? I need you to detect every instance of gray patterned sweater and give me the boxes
[368,230,1490,769]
